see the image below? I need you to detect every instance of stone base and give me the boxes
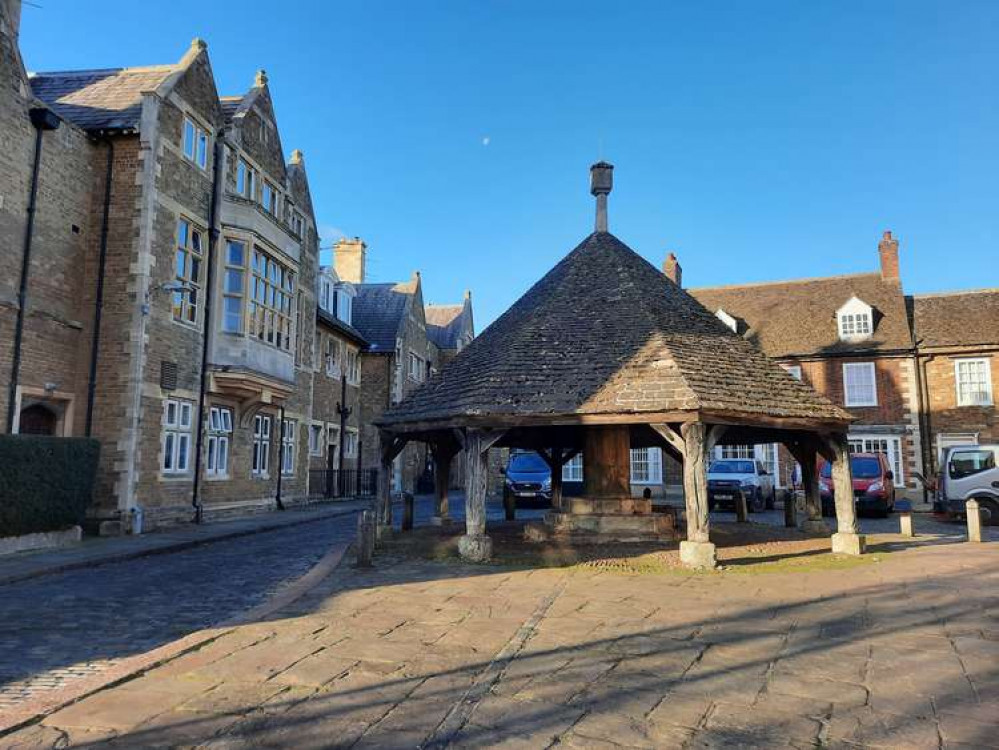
[566,497,652,515]
[800,518,830,535]
[831,532,866,556]
[544,511,675,542]
[679,540,717,570]
[458,534,493,562]
[0,525,82,556]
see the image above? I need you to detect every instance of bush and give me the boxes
[0,436,100,538]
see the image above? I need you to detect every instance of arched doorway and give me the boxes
[18,403,58,435]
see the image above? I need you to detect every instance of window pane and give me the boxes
[177,434,189,471]
[197,131,208,167]
[207,436,216,471]
[225,269,244,293]
[166,401,177,426]
[177,219,189,248]
[164,433,175,469]
[227,241,245,266]
[176,249,187,278]
[183,120,195,157]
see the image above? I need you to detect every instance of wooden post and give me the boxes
[376,430,407,539]
[551,450,565,511]
[402,492,414,531]
[734,493,748,523]
[459,428,501,562]
[355,510,374,567]
[582,426,632,499]
[829,434,865,555]
[786,440,828,535]
[431,445,453,526]
[679,422,715,569]
[783,488,797,528]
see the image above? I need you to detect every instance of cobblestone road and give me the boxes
[0,511,360,711]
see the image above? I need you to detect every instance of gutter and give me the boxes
[84,138,114,436]
[190,136,226,523]
[6,107,60,433]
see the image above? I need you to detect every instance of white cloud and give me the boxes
[481,136,490,146]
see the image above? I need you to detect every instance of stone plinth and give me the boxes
[566,496,651,515]
[458,534,493,562]
[831,531,866,556]
[541,510,675,542]
[679,540,716,570]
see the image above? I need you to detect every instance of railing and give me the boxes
[308,468,379,500]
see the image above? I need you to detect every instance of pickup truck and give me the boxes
[707,458,775,512]
[934,444,999,526]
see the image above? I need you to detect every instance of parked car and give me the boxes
[934,444,999,526]
[707,459,775,512]
[818,452,895,517]
[502,451,552,507]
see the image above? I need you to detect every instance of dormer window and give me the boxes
[715,308,738,333]
[836,297,874,341]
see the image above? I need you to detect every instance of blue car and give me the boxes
[502,451,552,507]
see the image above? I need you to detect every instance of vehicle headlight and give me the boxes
[866,481,883,494]
[505,477,515,487]
[542,477,552,490]
[740,479,755,489]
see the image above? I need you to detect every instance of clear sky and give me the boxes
[20,1,998,328]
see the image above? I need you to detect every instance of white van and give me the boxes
[936,444,999,525]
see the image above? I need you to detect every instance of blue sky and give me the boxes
[21,1,998,328]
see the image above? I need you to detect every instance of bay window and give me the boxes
[249,249,295,351]
[222,239,246,332]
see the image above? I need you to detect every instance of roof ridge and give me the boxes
[912,287,999,299]
[689,271,879,292]
[29,64,176,77]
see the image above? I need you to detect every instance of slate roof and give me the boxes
[352,280,417,353]
[316,308,368,348]
[380,232,852,428]
[910,289,999,348]
[220,95,244,122]
[689,273,913,359]
[426,304,465,350]
[29,66,177,130]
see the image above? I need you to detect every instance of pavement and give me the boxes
[1,495,996,749]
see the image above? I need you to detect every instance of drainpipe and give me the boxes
[190,137,225,523]
[85,138,114,436]
[337,372,348,494]
[275,405,286,510]
[7,108,60,434]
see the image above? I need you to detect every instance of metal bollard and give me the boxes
[402,492,414,532]
[356,510,374,567]
[735,494,749,523]
[966,499,983,543]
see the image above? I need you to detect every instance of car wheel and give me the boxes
[978,498,999,527]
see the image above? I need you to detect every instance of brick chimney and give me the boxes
[334,237,367,284]
[662,252,682,287]
[878,230,900,283]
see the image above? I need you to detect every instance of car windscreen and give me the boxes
[851,457,882,479]
[509,453,548,473]
[709,460,754,474]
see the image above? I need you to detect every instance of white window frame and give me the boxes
[222,238,247,333]
[206,406,233,477]
[843,362,878,407]
[327,423,340,459]
[325,336,340,378]
[173,218,204,326]
[252,414,272,477]
[162,398,193,475]
[836,296,874,342]
[954,358,993,407]
[346,348,361,385]
[281,418,296,476]
[716,445,755,460]
[408,351,424,382]
[847,434,905,487]
[562,454,583,482]
[182,117,209,170]
[630,447,663,485]
[308,423,324,456]
[344,428,359,458]
[781,364,802,380]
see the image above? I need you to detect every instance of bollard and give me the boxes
[504,492,516,521]
[899,512,914,537]
[735,494,749,523]
[356,510,375,567]
[402,492,414,532]
[783,490,796,528]
[966,499,983,543]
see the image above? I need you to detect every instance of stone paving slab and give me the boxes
[2,510,998,748]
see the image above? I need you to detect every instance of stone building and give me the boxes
[0,2,359,532]
[337,239,475,493]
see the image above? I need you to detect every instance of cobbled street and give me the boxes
[0,511,361,711]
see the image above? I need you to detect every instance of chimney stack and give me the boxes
[589,161,613,233]
[2,0,21,38]
[334,237,367,284]
[662,252,682,287]
[878,230,900,283]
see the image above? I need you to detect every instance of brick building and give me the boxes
[1,2,376,533]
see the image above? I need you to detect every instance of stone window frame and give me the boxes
[954,357,993,407]
[235,157,257,201]
[251,413,272,478]
[222,238,247,333]
[326,423,341,459]
[324,335,341,378]
[182,116,210,170]
[346,347,361,386]
[843,362,878,407]
[308,422,324,457]
[173,218,205,327]
[206,405,233,478]
[249,246,296,352]
[280,418,297,477]
[343,427,359,459]
[407,351,425,383]
[261,180,279,217]
[161,398,194,475]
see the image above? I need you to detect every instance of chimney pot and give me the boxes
[878,230,900,284]
[589,161,613,233]
[663,252,682,287]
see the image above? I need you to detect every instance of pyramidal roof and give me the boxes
[380,230,852,429]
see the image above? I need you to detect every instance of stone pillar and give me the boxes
[798,447,829,535]
[431,448,452,526]
[899,511,915,538]
[830,435,865,555]
[459,429,492,562]
[680,422,715,569]
[966,499,983,543]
